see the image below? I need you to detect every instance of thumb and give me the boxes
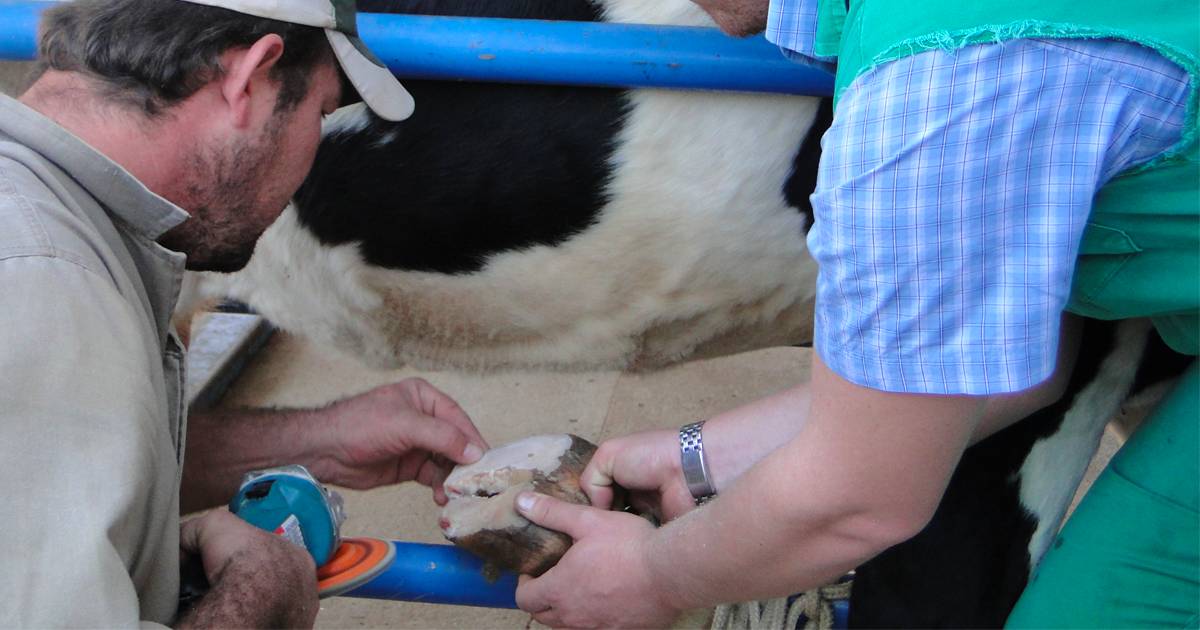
[179,515,203,555]
[515,492,596,540]
[581,456,616,510]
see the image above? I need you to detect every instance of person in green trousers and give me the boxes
[504,1,1198,628]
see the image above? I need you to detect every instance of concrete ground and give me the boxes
[203,322,1121,630]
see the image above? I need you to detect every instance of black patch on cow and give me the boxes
[782,97,831,233]
[293,0,626,274]
[848,318,1120,628]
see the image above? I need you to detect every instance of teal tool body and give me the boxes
[230,465,346,567]
[185,464,520,607]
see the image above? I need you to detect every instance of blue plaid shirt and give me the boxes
[766,0,1192,394]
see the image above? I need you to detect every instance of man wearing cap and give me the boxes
[0,0,486,627]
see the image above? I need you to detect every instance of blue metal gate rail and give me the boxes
[0,1,833,95]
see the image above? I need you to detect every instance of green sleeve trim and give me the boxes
[813,0,848,58]
[836,21,1199,169]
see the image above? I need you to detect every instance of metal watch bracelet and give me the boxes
[679,420,716,504]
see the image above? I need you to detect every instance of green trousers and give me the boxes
[1007,360,1199,628]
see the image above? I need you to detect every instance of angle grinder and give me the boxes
[180,464,519,608]
[228,465,395,598]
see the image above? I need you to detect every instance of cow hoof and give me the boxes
[440,434,597,576]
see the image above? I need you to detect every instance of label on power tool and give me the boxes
[273,514,307,551]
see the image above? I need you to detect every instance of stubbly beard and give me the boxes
[160,114,287,273]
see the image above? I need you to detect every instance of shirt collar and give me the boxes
[0,94,190,239]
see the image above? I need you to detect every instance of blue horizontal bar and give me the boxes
[343,541,518,608]
[0,2,833,95]
[357,13,833,95]
[0,1,42,62]
[345,541,850,625]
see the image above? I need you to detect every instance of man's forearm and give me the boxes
[643,356,983,610]
[700,383,812,492]
[697,315,1076,498]
[642,442,880,611]
[182,407,328,513]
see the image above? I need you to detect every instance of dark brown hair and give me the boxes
[36,0,334,116]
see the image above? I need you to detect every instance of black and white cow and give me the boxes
[205,0,827,371]
[192,0,1191,626]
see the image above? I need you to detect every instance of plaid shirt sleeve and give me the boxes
[808,38,1191,395]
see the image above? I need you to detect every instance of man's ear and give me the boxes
[219,34,285,129]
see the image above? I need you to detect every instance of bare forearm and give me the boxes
[182,406,329,513]
[700,315,1077,506]
[701,383,812,491]
[184,379,489,514]
[645,356,982,610]
[644,444,880,610]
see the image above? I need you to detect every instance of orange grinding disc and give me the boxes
[316,537,396,599]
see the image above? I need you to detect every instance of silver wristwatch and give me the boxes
[679,421,716,504]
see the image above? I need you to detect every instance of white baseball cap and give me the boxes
[181,0,414,120]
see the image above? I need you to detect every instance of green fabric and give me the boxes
[816,0,1200,354]
[812,0,847,60]
[1006,361,1200,628]
[825,0,1200,128]
[1066,143,1200,354]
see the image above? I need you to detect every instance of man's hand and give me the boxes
[513,492,683,629]
[583,429,695,523]
[176,510,318,628]
[184,378,489,512]
[311,378,490,504]
[691,0,770,37]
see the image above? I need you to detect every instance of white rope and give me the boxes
[710,580,852,630]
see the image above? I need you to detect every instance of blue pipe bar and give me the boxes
[342,541,519,609]
[340,542,849,629]
[0,2,40,61]
[0,2,834,96]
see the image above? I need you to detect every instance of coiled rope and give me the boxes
[710,580,852,630]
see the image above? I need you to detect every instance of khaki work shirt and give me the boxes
[0,94,189,626]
